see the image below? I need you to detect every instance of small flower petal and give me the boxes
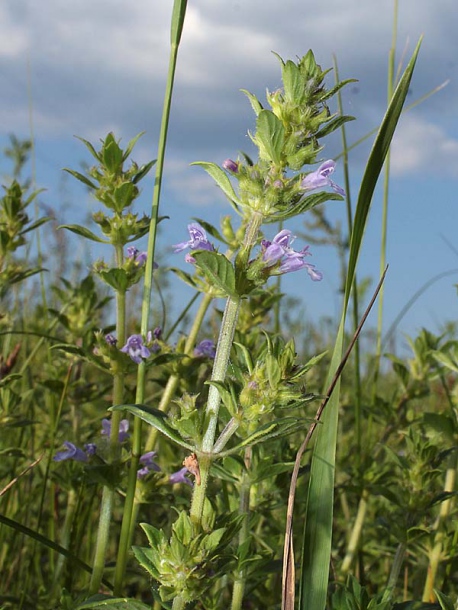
[53,441,88,463]
[194,339,216,359]
[301,160,345,196]
[222,158,238,173]
[121,334,151,364]
[169,466,193,487]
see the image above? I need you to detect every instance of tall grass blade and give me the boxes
[298,37,422,610]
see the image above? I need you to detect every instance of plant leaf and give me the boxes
[193,250,236,297]
[59,224,109,243]
[110,403,195,451]
[298,37,422,610]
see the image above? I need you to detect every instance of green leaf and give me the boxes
[282,60,303,103]
[170,0,188,46]
[63,168,98,190]
[169,267,199,290]
[192,161,242,210]
[192,217,229,245]
[220,417,309,456]
[21,216,51,235]
[103,136,123,173]
[59,224,109,243]
[75,136,102,162]
[75,596,151,609]
[193,250,236,297]
[132,159,156,184]
[113,182,136,209]
[0,513,113,590]
[254,110,285,164]
[97,269,129,291]
[110,403,195,451]
[315,114,355,139]
[122,131,145,161]
[266,191,342,223]
[240,89,263,115]
[299,37,422,610]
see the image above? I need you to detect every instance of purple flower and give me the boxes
[169,466,193,487]
[153,327,162,340]
[121,334,151,364]
[194,339,216,359]
[53,441,88,463]
[222,158,238,173]
[137,451,161,479]
[126,246,149,267]
[84,443,97,456]
[301,160,346,197]
[261,230,323,280]
[127,246,139,259]
[105,334,117,346]
[101,418,130,442]
[173,223,215,255]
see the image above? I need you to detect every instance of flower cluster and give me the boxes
[54,419,194,485]
[261,229,322,280]
[301,160,346,197]
[173,223,214,263]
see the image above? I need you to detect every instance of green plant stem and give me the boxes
[190,294,241,523]
[51,488,77,598]
[90,250,126,594]
[334,55,362,460]
[144,291,213,452]
[382,541,406,603]
[340,489,369,574]
[114,1,188,594]
[373,0,398,389]
[190,212,262,524]
[231,445,253,610]
[422,454,457,602]
[89,486,115,595]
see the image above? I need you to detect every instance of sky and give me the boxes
[1,0,458,350]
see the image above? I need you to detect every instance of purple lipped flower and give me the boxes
[222,158,238,173]
[121,334,151,364]
[194,339,216,359]
[169,466,193,487]
[173,223,215,255]
[101,418,130,442]
[301,160,346,197]
[84,443,97,456]
[153,327,162,340]
[105,334,117,346]
[126,246,149,267]
[127,246,139,259]
[137,451,161,479]
[261,230,323,281]
[53,441,88,463]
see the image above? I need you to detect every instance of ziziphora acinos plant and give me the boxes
[55,132,158,595]
[114,50,355,609]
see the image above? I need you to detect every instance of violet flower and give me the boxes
[126,246,153,268]
[137,451,161,479]
[262,229,323,281]
[101,418,130,442]
[222,158,238,173]
[53,441,88,463]
[105,334,117,346]
[169,466,193,487]
[173,223,215,256]
[121,334,151,364]
[194,339,216,359]
[301,160,346,197]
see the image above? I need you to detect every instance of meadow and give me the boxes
[1,2,457,609]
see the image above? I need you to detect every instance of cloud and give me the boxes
[391,114,458,177]
[0,0,457,186]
